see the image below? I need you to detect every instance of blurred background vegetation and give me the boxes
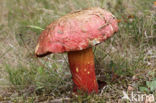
[0,0,155,102]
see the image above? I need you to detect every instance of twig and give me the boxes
[0,48,12,59]
[50,97,70,103]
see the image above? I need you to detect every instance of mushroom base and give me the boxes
[68,47,98,93]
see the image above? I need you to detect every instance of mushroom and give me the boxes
[35,7,118,94]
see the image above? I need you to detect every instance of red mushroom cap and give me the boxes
[35,7,118,56]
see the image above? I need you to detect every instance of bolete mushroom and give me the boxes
[35,7,118,93]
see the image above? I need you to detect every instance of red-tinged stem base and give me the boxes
[68,47,98,94]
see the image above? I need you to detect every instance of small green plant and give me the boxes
[139,78,156,93]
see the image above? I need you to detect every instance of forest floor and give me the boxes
[0,0,156,102]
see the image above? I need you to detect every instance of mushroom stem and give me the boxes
[68,47,98,93]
